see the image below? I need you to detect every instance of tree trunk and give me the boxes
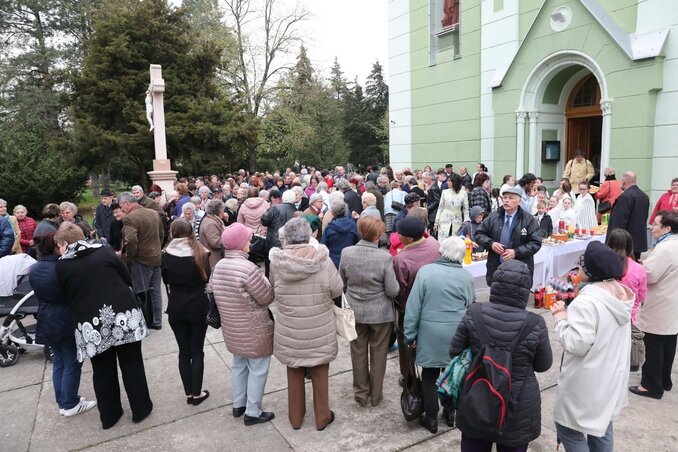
[248,143,257,172]
[101,163,111,189]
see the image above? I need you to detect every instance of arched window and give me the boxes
[568,75,601,110]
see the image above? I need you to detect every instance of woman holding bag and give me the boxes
[339,216,399,407]
[161,220,211,406]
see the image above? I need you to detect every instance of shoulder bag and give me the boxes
[400,345,424,421]
[333,293,357,341]
[205,292,221,329]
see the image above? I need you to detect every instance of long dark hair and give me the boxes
[169,220,209,281]
[606,228,633,274]
[447,173,462,193]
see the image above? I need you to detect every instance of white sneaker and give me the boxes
[59,396,85,415]
[63,399,97,417]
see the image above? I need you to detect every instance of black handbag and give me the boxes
[598,201,612,213]
[136,290,154,328]
[250,233,267,257]
[205,292,221,329]
[400,345,424,421]
[391,201,404,211]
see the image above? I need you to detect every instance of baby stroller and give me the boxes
[0,255,51,367]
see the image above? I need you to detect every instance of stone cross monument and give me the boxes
[146,64,177,195]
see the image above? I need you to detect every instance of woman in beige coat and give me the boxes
[269,217,343,431]
[211,223,276,425]
[198,199,225,271]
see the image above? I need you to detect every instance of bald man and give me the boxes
[607,171,650,259]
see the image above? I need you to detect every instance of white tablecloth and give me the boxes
[462,235,606,292]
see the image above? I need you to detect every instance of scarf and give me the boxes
[59,240,103,260]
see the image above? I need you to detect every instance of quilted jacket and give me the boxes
[211,250,275,358]
[269,244,343,368]
[450,260,553,447]
[237,197,269,235]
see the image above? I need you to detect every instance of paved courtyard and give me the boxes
[1,292,676,452]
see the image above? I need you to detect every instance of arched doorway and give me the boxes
[565,74,602,171]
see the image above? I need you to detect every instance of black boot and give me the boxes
[418,416,438,434]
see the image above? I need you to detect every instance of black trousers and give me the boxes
[90,341,153,428]
[421,367,442,419]
[169,317,208,396]
[641,332,677,395]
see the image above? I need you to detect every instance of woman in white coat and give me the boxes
[550,241,634,451]
[574,181,598,229]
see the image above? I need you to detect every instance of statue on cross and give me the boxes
[145,85,154,131]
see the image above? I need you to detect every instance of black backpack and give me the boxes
[456,303,538,442]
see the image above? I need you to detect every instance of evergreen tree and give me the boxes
[329,58,348,101]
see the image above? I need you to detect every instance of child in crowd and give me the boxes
[457,206,485,251]
[534,200,553,238]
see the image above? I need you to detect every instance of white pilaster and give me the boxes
[515,111,527,176]
[600,99,613,172]
[528,111,539,175]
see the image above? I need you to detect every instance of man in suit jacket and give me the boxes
[607,171,650,260]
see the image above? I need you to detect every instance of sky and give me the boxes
[297,0,389,84]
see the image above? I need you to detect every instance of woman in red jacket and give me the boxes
[13,205,36,254]
[596,167,622,222]
[649,177,678,224]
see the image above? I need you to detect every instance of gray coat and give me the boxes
[339,241,399,324]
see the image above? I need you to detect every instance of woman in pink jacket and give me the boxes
[236,187,269,235]
[607,229,647,323]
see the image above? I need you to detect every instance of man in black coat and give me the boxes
[93,188,115,241]
[475,187,543,286]
[607,171,650,260]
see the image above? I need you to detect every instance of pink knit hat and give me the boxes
[221,223,251,251]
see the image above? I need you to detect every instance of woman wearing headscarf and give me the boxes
[551,241,634,449]
[269,218,343,431]
[339,216,399,407]
[212,222,276,425]
[55,222,153,429]
[451,259,552,450]
[404,236,476,434]
[162,220,211,406]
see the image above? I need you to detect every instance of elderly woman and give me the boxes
[224,198,239,226]
[321,197,360,268]
[404,236,475,433]
[13,205,36,253]
[339,216,399,407]
[59,201,93,238]
[55,222,153,429]
[198,185,211,210]
[198,199,225,271]
[0,198,21,254]
[212,223,275,425]
[551,241,633,449]
[632,211,678,399]
[360,192,381,219]
[269,218,343,431]
[452,260,552,449]
[180,202,197,229]
[649,178,678,224]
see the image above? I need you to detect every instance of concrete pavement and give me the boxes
[1,293,676,451]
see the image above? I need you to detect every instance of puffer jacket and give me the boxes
[269,243,343,368]
[237,197,269,235]
[211,250,275,358]
[450,260,553,447]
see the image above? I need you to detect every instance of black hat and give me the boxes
[269,189,282,199]
[445,163,453,169]
[396,216,425,241]
[582,241,623,281]
[100,188,113,197]
[404,192,420,205]
[213,187,223,193]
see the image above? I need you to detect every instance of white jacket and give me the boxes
[554,282,634,437]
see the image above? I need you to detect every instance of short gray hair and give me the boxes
[439,236,466,264]
[281,217,312,246]
[361,192,377,207]
[309,193,323,204]
[377,175,389,184]
[59,201,78,214]
[190,196,201,205]
[131,185,144,193]
[259,189,269,199]
[282,189,296,204]
[224,198,238,210]
[206,199,224,215]
[330,198,346,217]
[13,204,27,214]
[182,202,195,213]
[317,181,328,191]
[0,198,6,207]
[198,185,210,194]
[117,192,137,205]
[335,179,350,191]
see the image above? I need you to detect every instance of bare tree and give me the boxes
[222,0,309,170]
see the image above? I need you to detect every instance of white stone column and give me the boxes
[600,99,613,172]
[146,64,177,195]
[528,111,539,175]
[515,111,527,176]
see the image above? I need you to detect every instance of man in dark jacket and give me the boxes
[475,187,542,286]
[93,188,115,241]
[607,171,650,260]
[260,189,297,250]
[338,179,362,216]
[450,259,552,449]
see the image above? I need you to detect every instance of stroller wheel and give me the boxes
[0,344,20,367]
[43,345,54,362]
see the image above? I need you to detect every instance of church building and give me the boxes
[387,0,677,202]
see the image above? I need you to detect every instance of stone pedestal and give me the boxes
[148,159,177,194]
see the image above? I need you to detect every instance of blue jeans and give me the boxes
[556,422,614,452]
[231,355,271,417]
[51,338,83,410]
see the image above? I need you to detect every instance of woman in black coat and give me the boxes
[449,260,552,451]
[161,220,211,405]
[55,222,153,429]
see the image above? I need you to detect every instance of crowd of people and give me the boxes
[1,159,676,451]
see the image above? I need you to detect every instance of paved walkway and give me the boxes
[1,293,676,451]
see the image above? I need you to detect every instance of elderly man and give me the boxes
[93,188,115,241]
[563,150,595,194]
[118,192,164,329]
[459,166,472,188]
[377,175,390,196]
[607,171,650,260]
[475,186,543,285]
[132,185,167,220]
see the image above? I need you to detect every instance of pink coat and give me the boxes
[621,257,647,324]
[237,197,269,234]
